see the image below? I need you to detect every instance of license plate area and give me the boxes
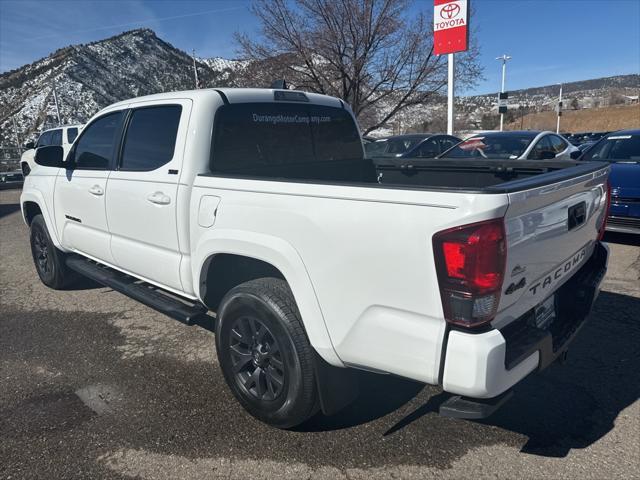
[532,294,556,330]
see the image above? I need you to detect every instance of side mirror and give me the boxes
[24,141,35,150]
[570,150,581,160]
[34,145,65,168]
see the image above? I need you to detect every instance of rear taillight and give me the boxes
[597,181,611,241]
[433,218,507,328]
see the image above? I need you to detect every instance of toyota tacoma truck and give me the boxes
[21,88,610,428]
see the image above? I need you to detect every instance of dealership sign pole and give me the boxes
[434,0,470,135]
[496,54,511,131]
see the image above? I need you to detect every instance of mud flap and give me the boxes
[312,351,359,416]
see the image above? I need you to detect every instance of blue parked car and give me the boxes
[581,129,640,234]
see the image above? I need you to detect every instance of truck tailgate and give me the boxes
[494,165,609,328]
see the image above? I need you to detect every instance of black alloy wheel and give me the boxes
[229,315,286,401]
[215,278,319,428]
[29,214,75,289]
[32,227,52,277]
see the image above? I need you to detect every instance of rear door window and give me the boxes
[120,105,182,171]
[211,103,363,182]
[72,111,125,170]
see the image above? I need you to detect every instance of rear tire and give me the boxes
[216,278,318,428]
[29,214,75,289]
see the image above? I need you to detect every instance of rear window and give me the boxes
[442,134,535,159]
[210,103,364,182]
[582,134,640,162]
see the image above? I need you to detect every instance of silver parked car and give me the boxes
[440,131,581,161]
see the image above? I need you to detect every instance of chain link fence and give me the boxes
[0,147,24,186]
[1,147,22,172]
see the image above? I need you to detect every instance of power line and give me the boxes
[28,6,246,41]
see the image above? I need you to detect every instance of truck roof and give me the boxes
[108,88,344,110]
[41,124,83,133]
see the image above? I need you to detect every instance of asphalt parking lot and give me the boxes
[1,187,638,480]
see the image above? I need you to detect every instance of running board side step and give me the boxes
[66,256,211,328]
[439,390,513,419]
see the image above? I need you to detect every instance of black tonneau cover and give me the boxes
[372,158,608,193]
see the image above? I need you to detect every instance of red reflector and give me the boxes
[433,218,507,328]
[443,242,465,278]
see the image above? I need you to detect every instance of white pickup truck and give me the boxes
[21,88,610,428]
[20,124,83,177]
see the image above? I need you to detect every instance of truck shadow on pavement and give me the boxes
[2,292,638,476]
[603,231,640,247]
[303,290,640,458]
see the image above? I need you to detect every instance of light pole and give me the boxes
[556,83,563,134]
[496,54,511,131]
[192,49,199,89]
[447,53,455,135]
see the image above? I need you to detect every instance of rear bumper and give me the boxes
[606,215,640,234]
[442,242,609,399]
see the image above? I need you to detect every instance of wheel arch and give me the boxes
[20,191,63,248]
[193,230,342,367]
[22,200,42,225]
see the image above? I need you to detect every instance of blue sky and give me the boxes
[1,0,638,95]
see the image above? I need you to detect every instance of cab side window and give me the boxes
[51,129,62,146]
[67,128,79,144]
[72,112,125,170]
[120,105,182,171]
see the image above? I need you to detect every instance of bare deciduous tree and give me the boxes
[236,0,482,133]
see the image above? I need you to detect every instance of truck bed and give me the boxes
[202,157,607,194]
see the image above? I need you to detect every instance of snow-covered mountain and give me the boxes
[1,27,638,145]
[0,29,245,145]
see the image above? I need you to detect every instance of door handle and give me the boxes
[88,185,104,196]
[147,191,171,205]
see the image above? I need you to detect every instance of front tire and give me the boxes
[216,278,318,428]
[29,214,74,289]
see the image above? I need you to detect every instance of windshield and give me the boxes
[582,134,640,162]
[441,134,535,159]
